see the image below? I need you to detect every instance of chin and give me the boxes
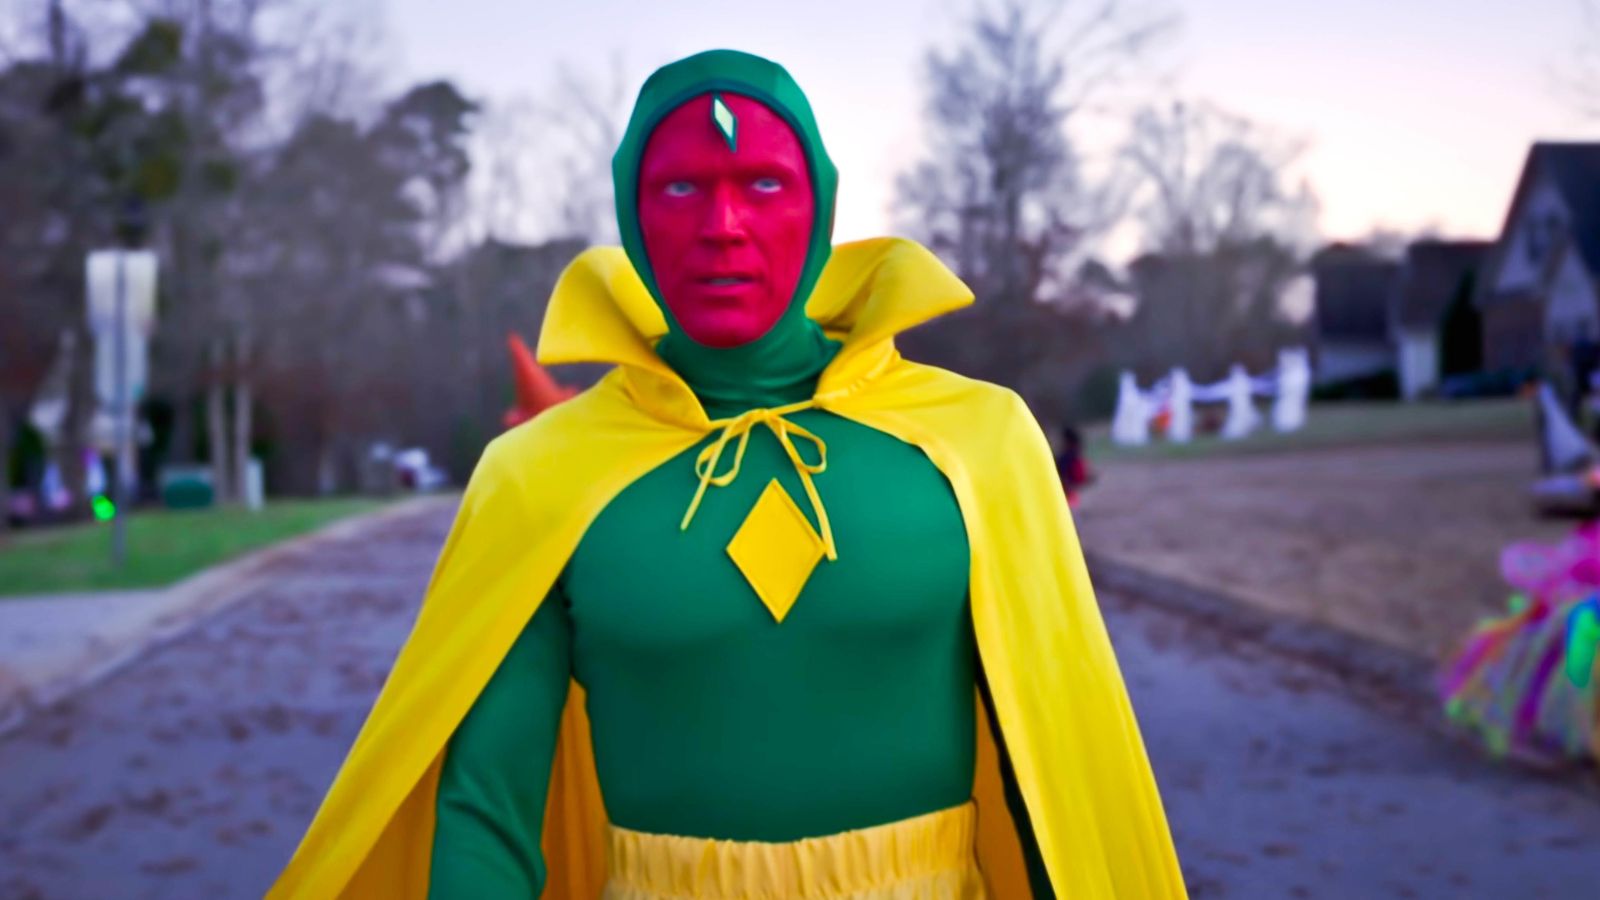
[686,322,765,349]
[676,309,781,349]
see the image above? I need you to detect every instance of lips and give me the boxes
[697,273,758,286]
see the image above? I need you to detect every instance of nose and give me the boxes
[699,182,746,245]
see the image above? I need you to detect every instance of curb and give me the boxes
[0,495,455,738]
[1086,551,1441,715]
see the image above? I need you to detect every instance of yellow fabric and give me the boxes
[682,399,836,560]
[726,479,826,623]
[603,803,984,900]
[268,237,1186,900]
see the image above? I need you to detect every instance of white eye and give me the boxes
[664,181,696,197]
[752,177,782,194]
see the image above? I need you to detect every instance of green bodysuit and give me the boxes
[428,316,1051,897]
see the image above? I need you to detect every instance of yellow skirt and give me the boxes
[602,803,988,900]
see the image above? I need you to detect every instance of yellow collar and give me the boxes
[536,237,974,427]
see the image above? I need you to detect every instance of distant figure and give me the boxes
[1536,382,1597,475]
[1056,425,1095,507]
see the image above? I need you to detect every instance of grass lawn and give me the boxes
[1085,398,1535,464]
[0,498,389,597]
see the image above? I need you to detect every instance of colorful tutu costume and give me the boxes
[1441,521,1600,764]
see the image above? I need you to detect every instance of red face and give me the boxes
[637,93,815,348]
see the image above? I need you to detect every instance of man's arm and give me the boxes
[429,585,572,898]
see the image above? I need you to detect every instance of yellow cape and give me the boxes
[269,238,1185,899]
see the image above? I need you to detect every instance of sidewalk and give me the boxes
[0,495,454,735]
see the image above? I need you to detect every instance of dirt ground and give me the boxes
[1075,440,1576,660]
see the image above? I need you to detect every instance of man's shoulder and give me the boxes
[880,357,1035,427]
[470,370,654,508]
[871,358,1059,497]
[481,371,630,467]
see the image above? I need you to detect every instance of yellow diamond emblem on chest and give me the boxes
[727,479,826,623]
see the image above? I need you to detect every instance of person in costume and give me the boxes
[1054,425,1094,508]
[271,50,1184,900]
[1441,516,1600,767]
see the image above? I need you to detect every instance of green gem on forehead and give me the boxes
[711,93,738,152]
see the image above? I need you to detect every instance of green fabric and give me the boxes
[429,406,1056,899]
[564,409,976,840]
[431,588,570,895]
[429,409,975,896]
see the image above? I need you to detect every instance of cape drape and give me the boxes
[268,238,1186,899]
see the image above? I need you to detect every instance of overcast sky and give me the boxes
[384,0,1596,251]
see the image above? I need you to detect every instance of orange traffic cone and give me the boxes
[503,333,576,429]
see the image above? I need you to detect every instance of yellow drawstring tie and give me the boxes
[680,400,837,561]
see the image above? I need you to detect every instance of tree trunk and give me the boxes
[170,386,196,465]
[232,374,253,503]
[61,323,94,514]
[207,339,231,503]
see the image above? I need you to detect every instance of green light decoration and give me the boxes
[92,494,117,522]
[1565,601,1599,688]
[711,93,738,152]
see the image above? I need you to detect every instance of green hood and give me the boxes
[611,49,840,346]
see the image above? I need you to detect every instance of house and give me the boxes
[1310,244,1401,386]
[1391,241,1491,399]
[1476,142,1600,373]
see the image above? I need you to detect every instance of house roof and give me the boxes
[1535,143,1600,275]
[1393,240,1491,331]
[1479,142,1600,305]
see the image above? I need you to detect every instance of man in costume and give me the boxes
[272,50,1184,899]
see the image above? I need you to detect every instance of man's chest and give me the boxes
[562,410,972,663]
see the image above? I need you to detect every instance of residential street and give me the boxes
[1,501,1596,899]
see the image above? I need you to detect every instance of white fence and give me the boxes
[1112,348,1311,446]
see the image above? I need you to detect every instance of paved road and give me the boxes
[1,503,1596,899]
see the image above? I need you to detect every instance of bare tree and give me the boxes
[465,95,542,244]
[1122,99,1318,257]
[1115,99,1319,379]
[1558,0,1600,119]
[894,0,1173,413]
[540,57,628,243]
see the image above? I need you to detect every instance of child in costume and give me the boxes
[271,50,1184,900]
[1055,425,1094,508]
[1441,515,1600,766]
